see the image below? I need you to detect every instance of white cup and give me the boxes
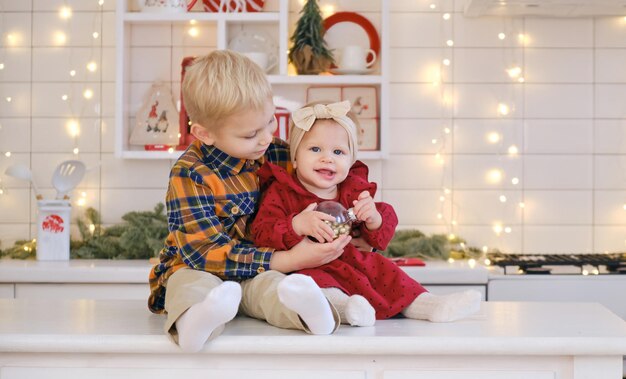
[339,45,377,71]
[243,52,278,73]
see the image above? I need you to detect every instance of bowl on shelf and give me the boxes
[229,29,278,73]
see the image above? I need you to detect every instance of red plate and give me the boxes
[202,0,264,12]
[324,11,380,67]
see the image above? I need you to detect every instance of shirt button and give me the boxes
[256,266,265,274]
[231,206,240,215]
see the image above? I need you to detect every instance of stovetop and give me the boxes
[486,252,626,275]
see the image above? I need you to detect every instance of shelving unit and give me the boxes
[115,0,388,160]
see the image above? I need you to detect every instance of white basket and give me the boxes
[37,200,71,261]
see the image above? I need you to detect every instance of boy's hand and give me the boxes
[269,235,351,273]
[292,203,337,242]
[351,237,374,253]
[352,191,382,230]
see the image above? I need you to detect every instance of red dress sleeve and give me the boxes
[357,202,398,251]
[250,182,304,250]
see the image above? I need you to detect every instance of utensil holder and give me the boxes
[36,200,71,261]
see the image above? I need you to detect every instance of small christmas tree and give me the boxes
[288,0,334,74]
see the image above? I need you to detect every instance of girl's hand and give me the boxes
[351,237,375,253]
[270,235,352,272]
[292,203,336,242]
[352,191,382,230]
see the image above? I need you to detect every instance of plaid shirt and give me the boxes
[148,138,290,313]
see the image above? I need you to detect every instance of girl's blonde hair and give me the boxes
[289,100,360,164]
[182,50,272,129]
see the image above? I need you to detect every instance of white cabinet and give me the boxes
[0,284,14,299]
[115,0,389,160]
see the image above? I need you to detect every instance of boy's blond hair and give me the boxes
[289,100,361,164]
[182,50,272,129]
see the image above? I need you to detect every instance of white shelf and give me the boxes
[122,11,281,22]
[115,0,389,160]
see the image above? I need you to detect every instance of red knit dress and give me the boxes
[251,161,427,319]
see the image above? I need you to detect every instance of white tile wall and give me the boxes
[0,1,625,255]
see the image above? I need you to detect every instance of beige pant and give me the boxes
[164,268,340,343]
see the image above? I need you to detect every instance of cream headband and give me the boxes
[289,100,358,163]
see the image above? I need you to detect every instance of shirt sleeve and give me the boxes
[167,166,273,279]
[250,183,304,250]
[358,202,398,251]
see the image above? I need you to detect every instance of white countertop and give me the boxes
[1,299,625,355]
[0,259,489,285]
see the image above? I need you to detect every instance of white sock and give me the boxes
[277,274,336,334]
[322,287,375,327]
[176,281,242,352]
[402,290,481,323]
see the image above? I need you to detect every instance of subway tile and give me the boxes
[525,18,593,47]
[594,190,626,225]
[0,1,31,11]
[524,84,592,118]
[130,24,173,47]
[102,11,116,47]
[0,13,31,48]
[454,48,523,83]
[33,0,106,11]
[454,84,523,118]
[383,155,452,189]
[594,226,626,253]
[595,17,626,48]
[524,48,593,83]
[453,119,523,154]
[595,85,626,118]
[390,13,442,48]
[101,83,115,117]
[454,225,522,254]
[0,83,31,117]
[389,119,452,155]
[102,47,115,82]
[382,190,451,225]
[100,117,115,153]
[524,155,592,189]
[454,17,524,48]
[0,118,30,153]
[100,188,167,224]
[31,117,102,153]
[453,155,522,190]
[523,226,592,254]
[33,12,104,47]
[0,189,31,223]
[453,190,522,225]
[389,48,443,83]
[129,48,172,82]
[594,155,626,189]
[0,48,31,82]
[0,224,31,248]
[100,154,171,189]
[524,119,592,154]
[523,190,592,224]
[32,47,102,82]
[594,120,626,154]
[390,83,444,118]
[595,49,626,83]
[31,83,101,118]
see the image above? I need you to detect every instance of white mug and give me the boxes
[339,45,377,71]
[243,51,278,73]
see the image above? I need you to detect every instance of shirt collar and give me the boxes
[200,142,265,175]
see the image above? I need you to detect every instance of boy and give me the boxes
[148,50,351,352]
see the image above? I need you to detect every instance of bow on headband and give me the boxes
[291,100,351,131]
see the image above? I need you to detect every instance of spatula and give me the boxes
[51,160,86,200]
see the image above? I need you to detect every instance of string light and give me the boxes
[497,103,510,116]
[487,132,501,144]
[54,31,67,45]
[6,33,20,46]
[188,27,199,37]
[430,4,437,9]
[59,6,72,19]
[61,94,68,101]
[498,32,506,40]
[83,89,94,99]
[487,169,503,184]
[519,202,525,208]
[442,58,451,66]
[499,195,507,203]
[511,177,520,185]
[92,32,99,39]
[4,152,11,157]
[98,0,104,5]
[5,97,12,103]
[506,66,522,79]
[442,13,451,20]
[66,119,80,137]
[73,147,80,155]
[69,70,76,77]
[87,61,98,72]
[446,39,454,47]
[0,63,4,70]
[508,145,519,155]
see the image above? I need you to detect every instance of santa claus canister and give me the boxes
[37,200,71,260]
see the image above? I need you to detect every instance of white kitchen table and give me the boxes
[0,299,625,379]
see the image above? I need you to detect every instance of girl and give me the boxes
[251,101,480,326]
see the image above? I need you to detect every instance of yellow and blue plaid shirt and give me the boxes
[148,138,290,313]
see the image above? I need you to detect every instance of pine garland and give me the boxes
[382,229,486,261]
[0,204,169,260]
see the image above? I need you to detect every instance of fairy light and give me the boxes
[487,169,503,184]
[448,233,456,240]
[623,203,626,211]
[444,127,451,134]
[442,58,451,66]
[69,70,76,77]
[446,39,454,47]
[519,202,525,208]
[511,177,520,185]
[439,195,445,202]
[5,97,12,103]
[92,32,99,39]
[487,132,501,144]
[437,213,443,220]
[66,119,80,137]
[188,27,199,37]
[54,31,67,45]
[83,88,94,99]
[442,13,451,20]
[447,257,455,263]
[498,32,506,40]
[432,138,438,144]
[506,66,522,79]
[499,195,507,203]
[497,103,510,116]
[508,145,519,156]
[89,224,96,233]
[468,258,476,268]
[4,152,11,157]
[87,61,98,72]
[77,197,86,206]
[504,226,512,233]
[0,63,4,70]
[430,3,437,9]
[59,6,72,19]
[6,33,19,46]
[518,77,525,83]
[189,19,197,25]
[61,94,68,101]
[73,147,80,155]
[518,33,529,45]
[493,223,503,235]
[98,0,104,5]
[321,5,335,18]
